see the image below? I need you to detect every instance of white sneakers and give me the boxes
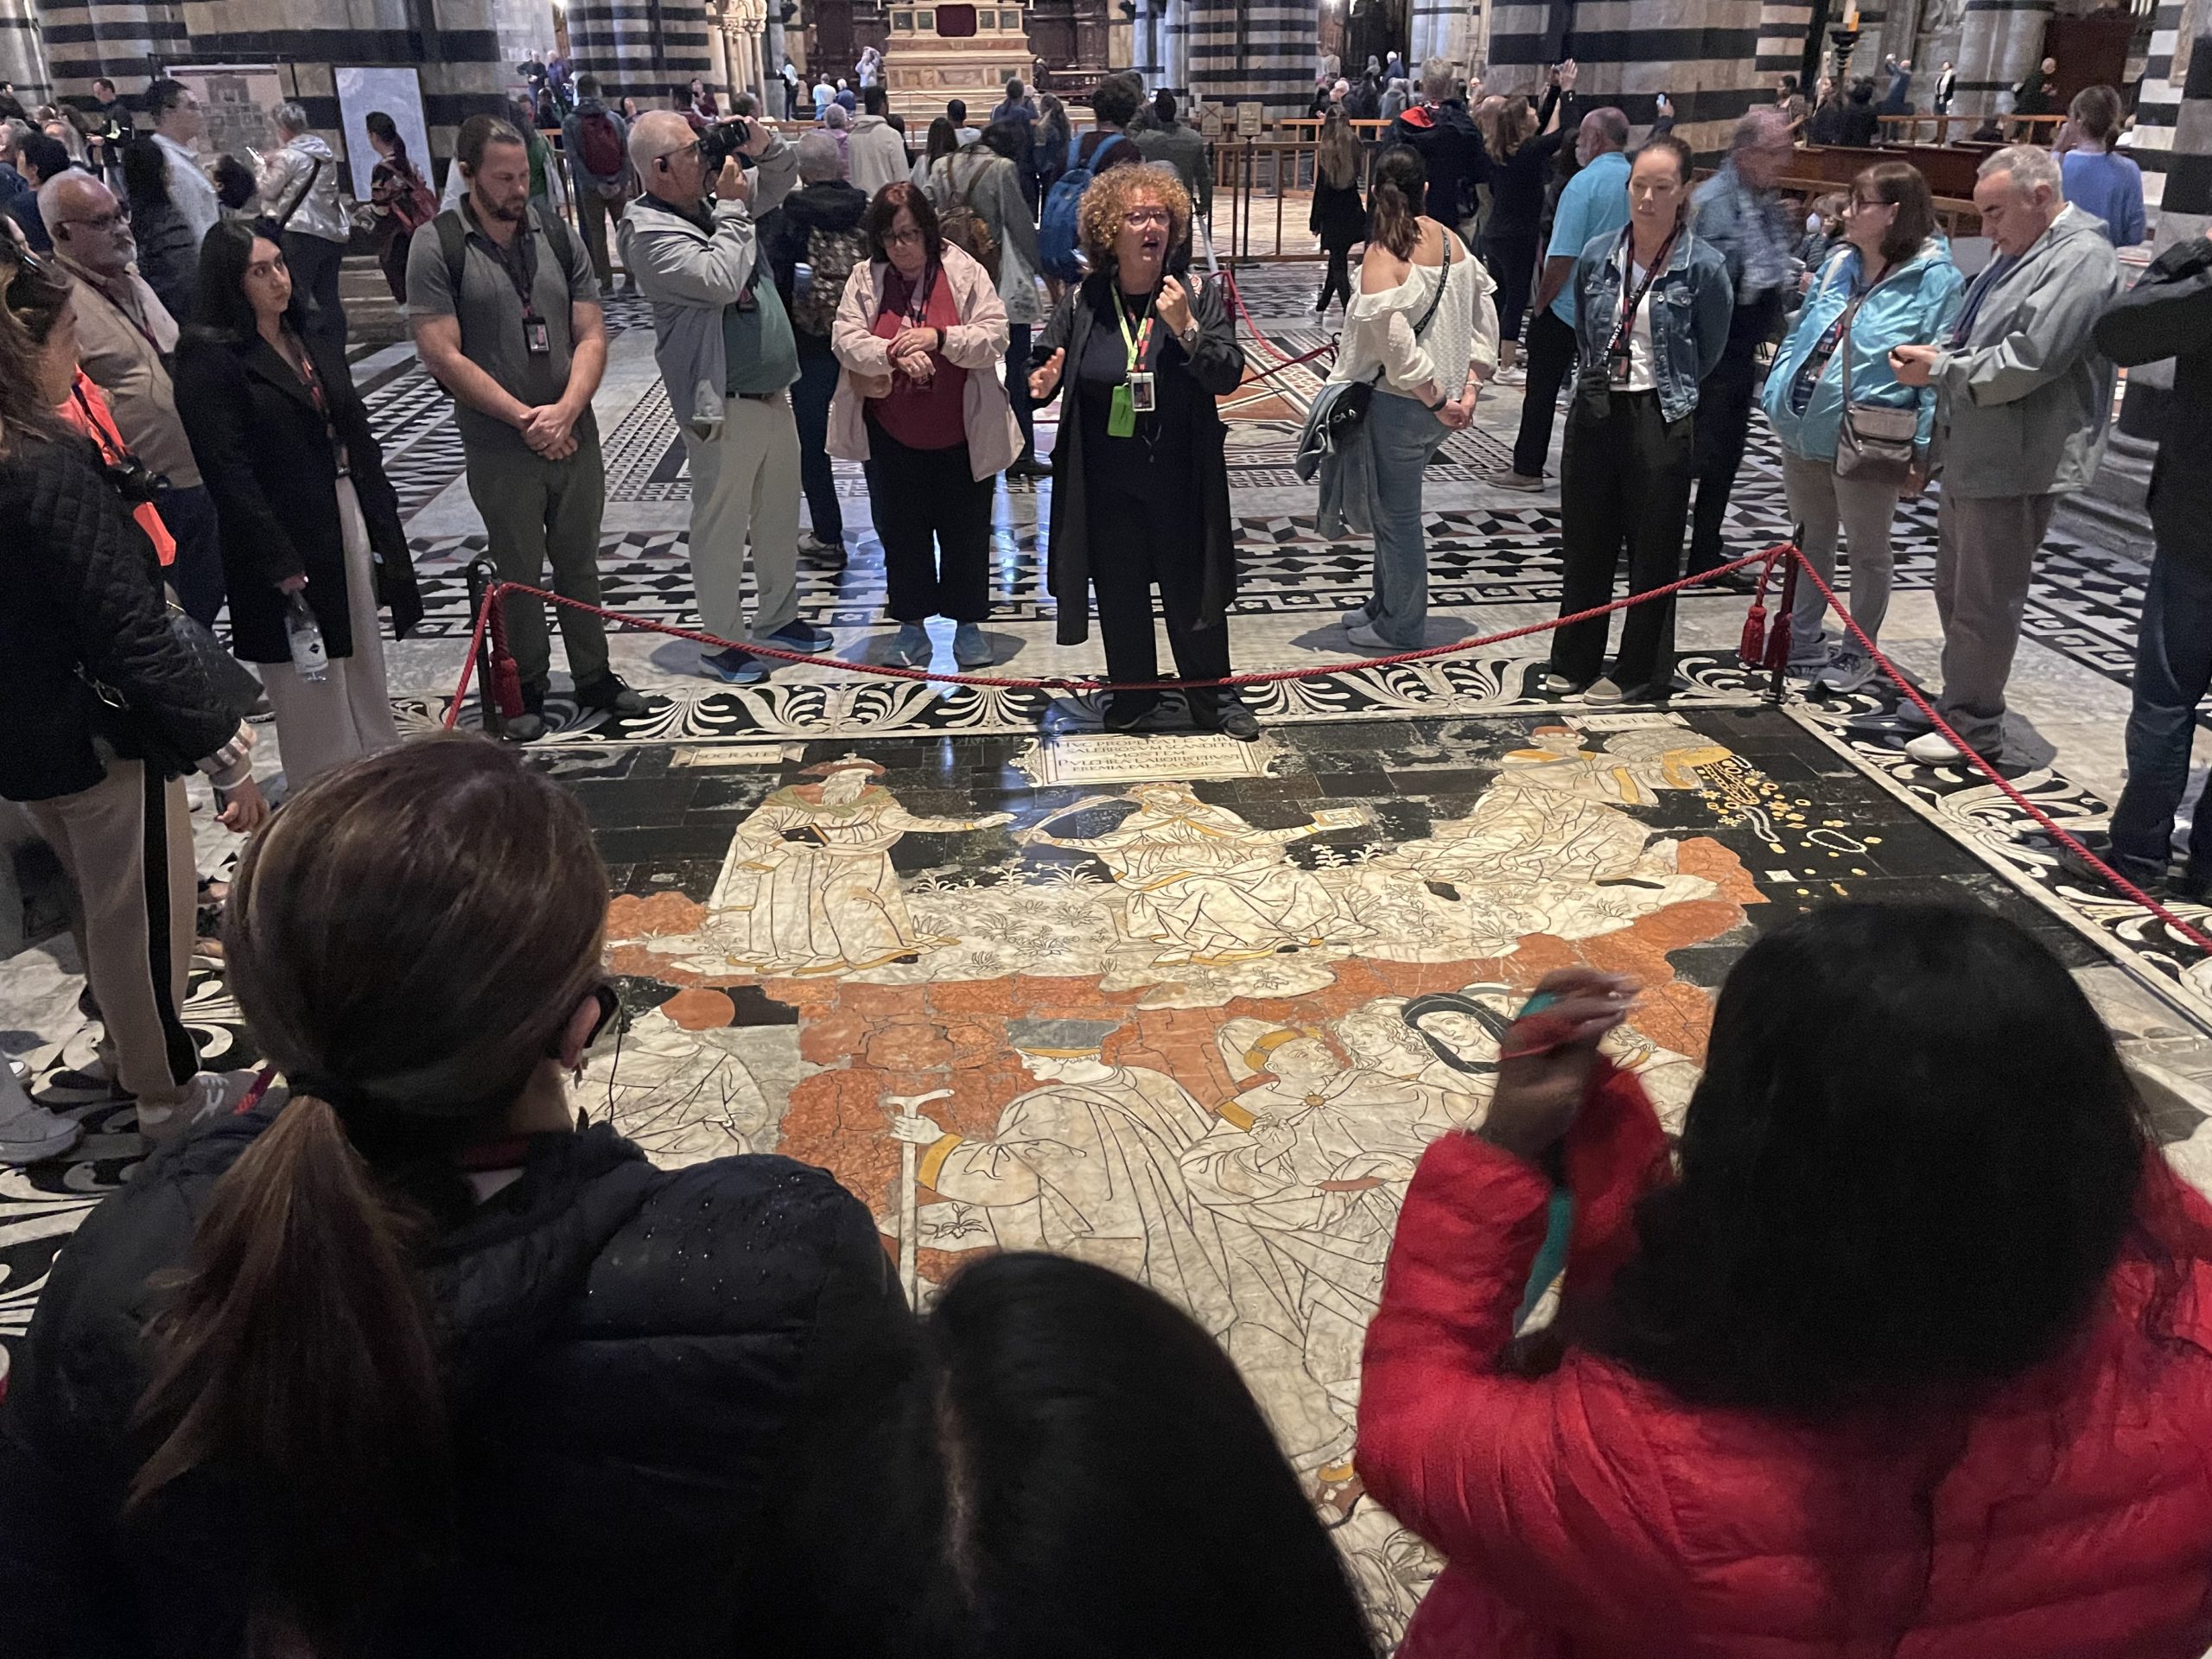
[0,1061,81,1166]
[1904,730,1976,767]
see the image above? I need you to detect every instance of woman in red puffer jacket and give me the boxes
[1359,902,2212,1658]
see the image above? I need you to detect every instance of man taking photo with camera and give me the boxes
[621,110,830,684]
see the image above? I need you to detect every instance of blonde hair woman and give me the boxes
[1026,167,1256,739]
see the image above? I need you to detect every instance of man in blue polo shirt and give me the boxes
[1495,106,1631,490]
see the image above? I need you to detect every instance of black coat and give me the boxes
[2096,236,2212,562]
[1389,102,1488,227]
[174,328,422,664]
[1034,270,1244,644]
[0,1106,912,1658]
[1311,175,1368,253]
[0,435,240,802]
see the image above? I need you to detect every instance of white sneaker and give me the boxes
[1815,651,1877,695]
[1541,673,1583,695]
[1583,677,1626,705]
[0,1065,80,1166]
[1904,730,1987,767]
[1494,364,1527,387]
[1344,621,1396,652]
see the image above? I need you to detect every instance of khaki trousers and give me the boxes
[683,391,803,645]
[26,761,197,1109]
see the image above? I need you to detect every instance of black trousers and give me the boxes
[1086,475,1233,711]
[1510,308,1580,479]
[283,230,348,359]
[1320,247,1355,310]
[863,423,995,622]
[1481,228,1540,342]
[1687,296,1781,575]
[1551,387,1697,692]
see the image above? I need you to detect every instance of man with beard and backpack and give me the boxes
[563,73,632,291]
[766,130,869,567]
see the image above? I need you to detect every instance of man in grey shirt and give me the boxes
[410,113,644,741]
[1133,90,1212,221]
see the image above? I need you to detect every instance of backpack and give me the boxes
[1039,130,1130,281]
[576,109,626,182]
[935,155,999,276]
[791,219,868,336]
[391,162,437,233]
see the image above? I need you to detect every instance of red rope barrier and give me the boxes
[447,544,1784,702]
[1220,269,1298,365]
[1785,550,2212,956]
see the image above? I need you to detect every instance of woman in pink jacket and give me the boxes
[830,181,1019,671]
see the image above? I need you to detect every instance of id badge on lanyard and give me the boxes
[1607,230,1671,390]
[523,308,551,356]
[1111,294,1155,438]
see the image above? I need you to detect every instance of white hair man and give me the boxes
[41,168,228,626]
[1684,106,1800,580]
[256,100,350,355]
[620,108,824,685]
[1890,145,2120,765]
[145,80,220,248]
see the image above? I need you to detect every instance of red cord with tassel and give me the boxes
[1738,547,1786,665]
[485,591,526,719]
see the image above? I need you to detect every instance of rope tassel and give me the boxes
[485,593,526,719]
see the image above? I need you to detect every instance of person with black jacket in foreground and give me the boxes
[2065,232,2212,896]
[0,734,912,1658]
[0,246,268,1163]
[1027,166,1257,740]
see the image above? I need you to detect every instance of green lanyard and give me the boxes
[1109,289,1155,438]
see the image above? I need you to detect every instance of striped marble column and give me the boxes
[1951,0,2050,115]
[0,0,50,102]
[1409,0,1478,73]
[35,0,180,95]
[2129,0,2202,206]
[1163,0,1191,94]
[1184,0,1309,113]
[39,0,523,175]
[1132,0,1163,85]
[568,0,715,106]
[2119,27,2212,449]
[1486,0,1764,155]
[1755,0,1814,83]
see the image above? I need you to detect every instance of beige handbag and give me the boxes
[1834,290,1919,486]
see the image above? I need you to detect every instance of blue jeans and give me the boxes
[792,344,843,542]
[1363,389,1447,646]
[2109,551,2212,874]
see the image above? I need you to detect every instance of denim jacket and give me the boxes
[1691,159,1799,305]
[1571,225,1734,425]
[1761,237,1966,463]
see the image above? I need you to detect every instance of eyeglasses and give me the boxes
[1123,207,1172,228]
[63,207,128,234]
[654,140,702,170]
[882,226,925,246]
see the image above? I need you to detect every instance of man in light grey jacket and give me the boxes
[620,109,830,685]
[1891,145,2120,765]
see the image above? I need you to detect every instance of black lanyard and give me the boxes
[475,215,542,322]
[1610,228,1675,358]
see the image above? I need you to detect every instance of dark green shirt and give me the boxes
[723,265,801,395]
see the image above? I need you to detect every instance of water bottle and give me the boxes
[284,591,329,683]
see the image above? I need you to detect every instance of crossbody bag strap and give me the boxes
[276,155,323,231]
[1371,231,1457,386]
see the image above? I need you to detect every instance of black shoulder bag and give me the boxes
[1320,233,1457,442]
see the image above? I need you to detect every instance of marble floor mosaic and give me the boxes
[5,260,2210,1649]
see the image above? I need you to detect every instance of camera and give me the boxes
[103,454,170,505]
[697,116,757,174]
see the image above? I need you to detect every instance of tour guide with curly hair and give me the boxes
[1027,166,1257,740]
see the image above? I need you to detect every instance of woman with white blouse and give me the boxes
[1329,144,1499,652]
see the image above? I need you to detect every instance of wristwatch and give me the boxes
[1179,324,1199,350]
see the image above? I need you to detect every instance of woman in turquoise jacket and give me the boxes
[1762,162,1965,692]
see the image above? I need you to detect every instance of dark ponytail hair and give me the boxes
[1369,142,1427,259]
[128,734,610,1643]
[365,108,408,166]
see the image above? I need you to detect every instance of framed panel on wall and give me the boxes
[334,67,432,201]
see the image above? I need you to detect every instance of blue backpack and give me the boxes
[1039,130,1132,281]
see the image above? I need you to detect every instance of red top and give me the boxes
[1358,1065,2212,1658]
[60,370,175,566]
[868,263,968,452]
